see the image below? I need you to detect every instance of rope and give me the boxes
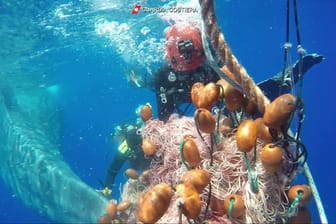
[303,162,329,223]
[202,182,212,222]
[285,0,328,213]
[243,151,259,193]
[293,0,302,46]
[228,197,234,219]
[198,0,270,114]
[288,191,303,216]
[197,0,328,222]
[279,0,291,95]
[179,140,191,170]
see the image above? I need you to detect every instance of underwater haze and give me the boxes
[0,0,335,223]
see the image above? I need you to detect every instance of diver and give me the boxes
[101,119,151,196]
[127,23,323,122]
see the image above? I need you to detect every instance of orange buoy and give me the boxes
[138,183,173,223]
[106,201,117,218]
[194,108,216,133]
[180,169,211,193]
[125,168,139,180]
[142,138,156,157]
[289,207,312,224]
[176,183,202,219]
[182,137,201,168]
[191,82,220,110]
[223,194,245,218]
[255,117,273,143]
[97,215,111,224]
[140,169,151,182]
[263,93,296,129]
[140,104,153,122]
[288,185,312,207]
[191,82,203,108]
[217,79,244,112]
[236,119,257,152]
[260,144,283,173]
[117,200,131,212]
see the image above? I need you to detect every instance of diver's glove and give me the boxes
[125,69,145,88]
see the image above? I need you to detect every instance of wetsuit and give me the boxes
[151,54,323,122]
[153,63,219,122]
[104,125,150,189]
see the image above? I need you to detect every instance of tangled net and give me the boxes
[121,113,296,223]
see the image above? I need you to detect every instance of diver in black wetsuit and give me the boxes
[103,121,150,190]
[145,23,323,122]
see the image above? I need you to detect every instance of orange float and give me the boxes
[105,201,117,219]
[138,183,173,223]
[260,144,283,173]
[180,169,211,193]
[223,194,245,218]
[175,183,202,219]
[140,169,151,182]
[217,78,244,112]
[288,185,312,207]
[263,93,296,130]
[117,200,131,212]
[194,108,216,133]
[236,119,257,152]
[191,82,203,108]
[141,138,156,157]
[191,82,220,110]
[254,117,273,143]
[181,137,201,168]
[289,207,312,224]
[140,104,153,122]
[125,168,139,180]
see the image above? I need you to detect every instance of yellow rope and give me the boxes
[199,0,270,114]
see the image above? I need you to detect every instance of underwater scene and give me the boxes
[0,0,335,223]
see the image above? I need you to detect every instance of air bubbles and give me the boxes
[141,26,151,36]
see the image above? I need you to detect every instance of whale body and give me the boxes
[0,74,108,223]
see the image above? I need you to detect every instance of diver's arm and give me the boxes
[257,53,324,101]
[104,151,126,189]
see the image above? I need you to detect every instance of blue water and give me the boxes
[0,0,335,223]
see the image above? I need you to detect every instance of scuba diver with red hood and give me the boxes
[134,22,323,122]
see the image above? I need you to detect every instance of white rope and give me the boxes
[303,162,328,223]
